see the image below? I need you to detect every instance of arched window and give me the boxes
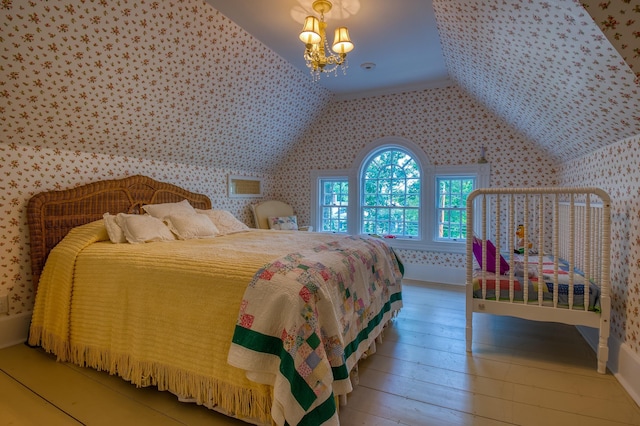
[361,147,421,238]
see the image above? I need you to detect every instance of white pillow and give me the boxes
[164,214,220,240]
[196,209,249,235]
[142,199,196,219]
[268,215,298,231]
[103,213,127,243]
[115,213,175,244]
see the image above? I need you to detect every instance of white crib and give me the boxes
[465,187,611,373]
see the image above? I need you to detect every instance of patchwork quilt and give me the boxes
[228,235,403,426]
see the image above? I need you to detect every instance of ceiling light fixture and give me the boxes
[299,0,354,80]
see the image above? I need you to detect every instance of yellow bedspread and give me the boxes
[29,221,391,424]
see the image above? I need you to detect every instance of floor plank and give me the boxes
[0,370,80,426]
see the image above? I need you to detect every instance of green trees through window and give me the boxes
[362,148,420,238]
[436,177,474,240]
[320,179,349,233]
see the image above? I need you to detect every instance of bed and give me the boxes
[465,187,611,374]
[26,175,403,426]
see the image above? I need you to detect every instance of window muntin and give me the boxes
[436,176,475,241]
[320,178,349,233]
[361,148,420,238]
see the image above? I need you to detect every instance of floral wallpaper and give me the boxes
[558,134,640,353]
[0,0,330,173]
[582,0,640,82]
[433,0,640,163]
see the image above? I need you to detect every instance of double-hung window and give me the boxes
[319,178,349,233]
[436,176,475,241]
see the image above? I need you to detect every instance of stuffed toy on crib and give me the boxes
[515,224,533,254]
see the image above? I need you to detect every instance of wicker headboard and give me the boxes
[27,175,212,289]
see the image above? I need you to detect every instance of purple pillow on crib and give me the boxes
[472,237,510,275]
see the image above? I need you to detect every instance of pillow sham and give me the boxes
[196,209,249,235]
[115,213,175,244]
[164,214,220,240]
[268,215,299,231]
[103,213,127,243]
[472,236,509,275]
[142,199,196,219]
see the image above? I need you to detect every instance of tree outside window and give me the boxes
[436,177,475,241]
[320,179,349,233]
[361,148,420,238]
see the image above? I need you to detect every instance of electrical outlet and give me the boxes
[0,294,8,315]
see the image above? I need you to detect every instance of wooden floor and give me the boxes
[1,282,639,425]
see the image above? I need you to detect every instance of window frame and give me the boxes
[319,177,350,233]
[423,164,489,252]
[435,175,476,242]
[359,145,423,240]
[310,170,355,235]
[310,137,489,253]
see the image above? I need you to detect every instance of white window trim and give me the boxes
[434,175,474,243]
[310,138,490,254]
[417,163,490,253]
[310,169,356,234]
[355,138,431,244]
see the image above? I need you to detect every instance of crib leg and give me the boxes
[465,307,473,352]
[597,344,609,374]
[597,324,610,374]
[466,286,473,352]
[597,298,611,374]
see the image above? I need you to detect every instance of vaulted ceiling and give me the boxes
[433,0,640,162]
[206,0,640,162]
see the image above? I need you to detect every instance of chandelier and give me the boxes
[299,0,354,80]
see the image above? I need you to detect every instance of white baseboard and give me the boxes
[403,263,465,286]
[0,312,31,349]
[577,325,640,407]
